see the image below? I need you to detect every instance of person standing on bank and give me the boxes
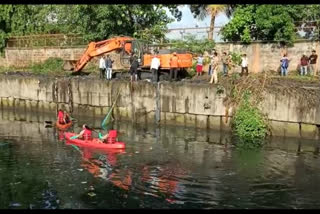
[209,52,219,84]
[196,54,203,76]
[105,54,114,80]
[151,55,161,83]
[241,53,249,76]
[208,50,217,75]
[130,53,139,82]
[300,54,309,76]
[221,52,229,76]
[169,52,179,81]
[309,49,318,76]
[99,56,106,79]
[280,53,289,76]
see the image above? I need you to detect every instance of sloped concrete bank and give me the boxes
[0,74,319,140]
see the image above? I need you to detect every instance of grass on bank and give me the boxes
[0,57,71,76]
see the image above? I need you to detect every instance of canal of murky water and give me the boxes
[1,109,320,209]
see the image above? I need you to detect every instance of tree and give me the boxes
[52,5,176,42]
[298,4,320,39]
[170,34,215,54]
[220,4,310,44]
[189,4,235,41]
[0,4,183,51]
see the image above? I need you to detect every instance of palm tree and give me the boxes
[190,4,231,41]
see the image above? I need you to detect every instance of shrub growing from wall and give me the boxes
[232,90,268,148]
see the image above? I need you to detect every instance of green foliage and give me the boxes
[297,5,320,39]
[0,4,181,52]
[52,5,176,43]
[188,60,197,76]
[230,52,242,66]
[189,4,236,19]
[133,23,169,43]
[221,4,312,44]
[231,72,241,81]
[30,57,65,75]
[232,90,268,148]
[170,34,215,54]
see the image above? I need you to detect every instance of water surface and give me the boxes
[0,109,320,209]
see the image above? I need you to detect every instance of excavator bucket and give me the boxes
[62,60,77,71]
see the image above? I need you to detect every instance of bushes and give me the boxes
[30,57,66,75]
[232,91,268,148]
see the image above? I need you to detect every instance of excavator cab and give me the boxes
[119,39,149,68]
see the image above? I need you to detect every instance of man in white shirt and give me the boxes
[99,56,106,79]
[210,52,219,84]
[151,55,161,82]
[241,53,249,76]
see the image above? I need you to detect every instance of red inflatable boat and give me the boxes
[64,132,126,149]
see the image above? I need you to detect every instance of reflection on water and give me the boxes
[1,109,320,208]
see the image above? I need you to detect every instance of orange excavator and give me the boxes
[64,36,193,78]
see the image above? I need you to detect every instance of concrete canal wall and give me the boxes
[0,74,320,140]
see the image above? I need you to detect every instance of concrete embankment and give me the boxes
[0,74,320,140]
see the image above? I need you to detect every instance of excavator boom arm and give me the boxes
[74,36,134,72]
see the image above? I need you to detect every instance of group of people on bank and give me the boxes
[195,51,249,84]
[198,49,317,80]
[98,53,141,82]
[99,55,114,80]
[99,49,318,82]
[150,51,180,83]
[280,50,318,76]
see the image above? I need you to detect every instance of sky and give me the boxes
[165,5,230,42]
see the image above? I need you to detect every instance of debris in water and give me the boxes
[135,151,139,154]
[81,181,87,184]
[77,169,84,171]
[226,172,236,176]
[10,202,22,207]
[88,192,96,197]
[89,186,95,191]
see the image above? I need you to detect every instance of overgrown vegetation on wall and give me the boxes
[232,90,268,148]
[219,74,270,148]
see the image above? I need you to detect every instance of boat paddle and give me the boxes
[70,144,83,155]
[70,135,79,140]
[101,89,121,130]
